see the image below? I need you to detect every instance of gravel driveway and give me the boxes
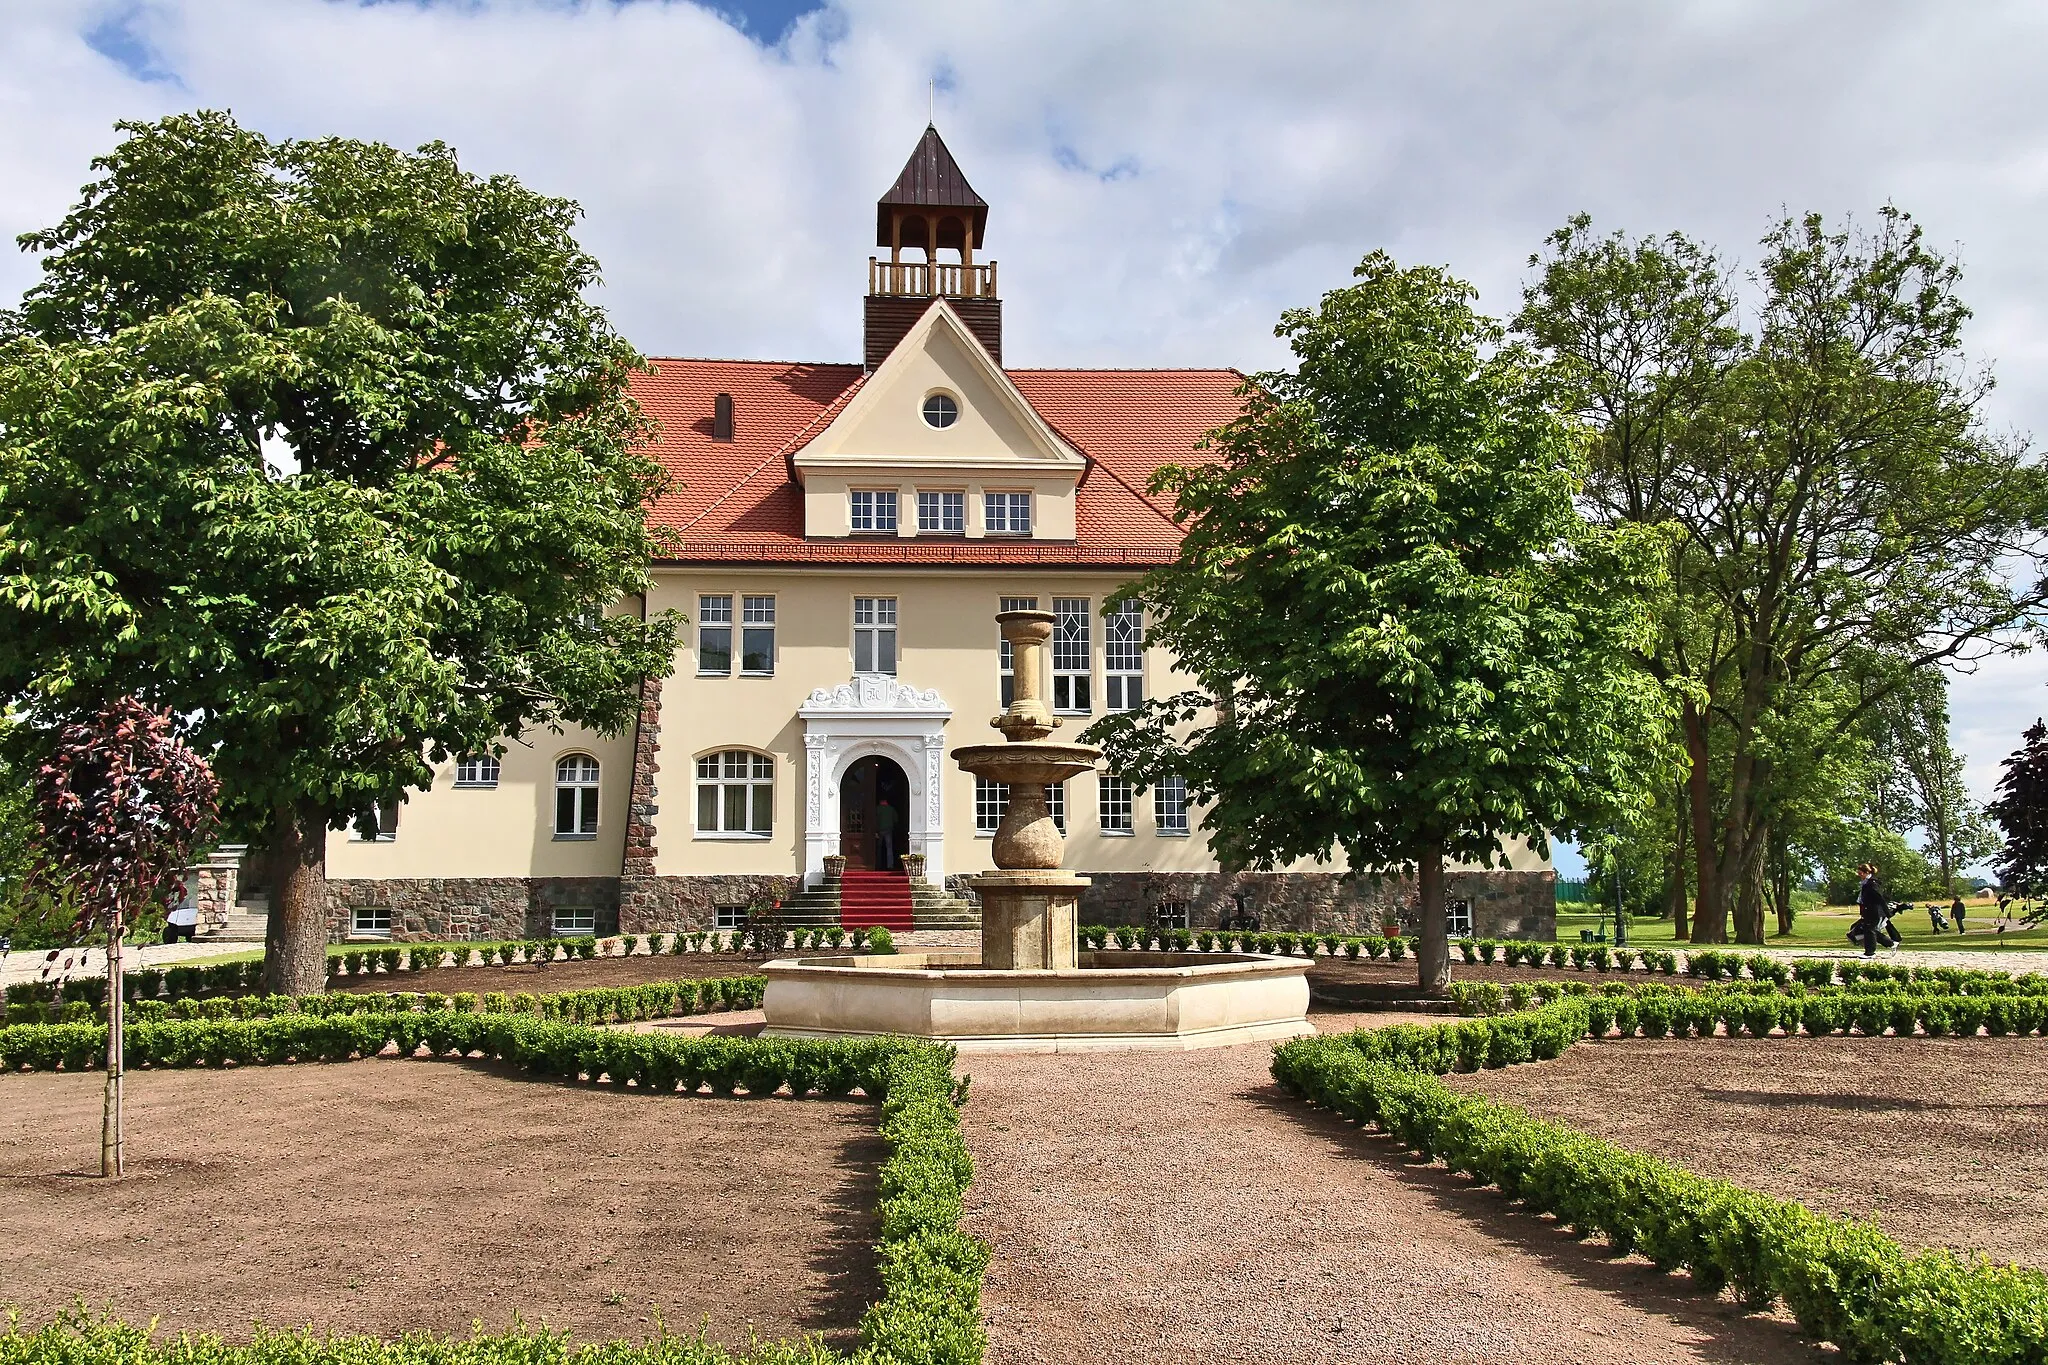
[960,1022,1820,1365]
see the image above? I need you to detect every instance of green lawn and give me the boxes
[1557,903,2048,953]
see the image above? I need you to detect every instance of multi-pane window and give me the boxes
[974,777,1062,834]
[918,490,965,534]
[741,596,776,674]
[850,490,899,533]
[1447,899,1474,938]
[1053,598,1091,713]
[352,905,392,936]
[998,595,1038,706]
[1153,900,1190,931]
[696,750,773,836]
[1105,602,1144,712]
[975,776,1008,834]
[552,907,596,937]
[698,595,733,675]
[714,904,746,930]
[1098,775,1134,834]
[984,491,1031,535]
[555,755,600,837]
[454,754,500,788]
[1155,775,1189,835]
[854,597,898,675]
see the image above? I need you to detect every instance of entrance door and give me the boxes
[839,756,910,872]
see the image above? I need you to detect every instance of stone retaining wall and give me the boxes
[1075,869,1554,941]
[327,868,1553,942]
[324,877,621,942]
[615,875,805,934]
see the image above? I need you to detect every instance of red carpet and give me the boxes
[838,869,914,931]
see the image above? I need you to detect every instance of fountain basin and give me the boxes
[760,950,1313,1053]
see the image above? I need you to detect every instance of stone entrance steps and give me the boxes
[777,878,980,933]
[200,907,270,943]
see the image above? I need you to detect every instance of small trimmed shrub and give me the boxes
[1386,938,1408,961]
[867,927,896,955]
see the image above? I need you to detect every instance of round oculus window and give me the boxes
[922,392,960,428]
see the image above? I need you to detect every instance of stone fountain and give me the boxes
[760,609,1313,1052]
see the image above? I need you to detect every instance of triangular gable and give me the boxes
[795,299,1084,471]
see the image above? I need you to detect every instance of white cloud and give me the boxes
[5,0,2045,806]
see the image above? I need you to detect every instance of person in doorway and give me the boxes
[161,879,198,944]
[875,796,899,872]
[1852,863,1886,958]
[1953,892,1968,934]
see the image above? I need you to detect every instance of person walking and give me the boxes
[1952,892,1968,935]
[160,879,198,944]
[875,796,900,873]
[1853,863,1886,958]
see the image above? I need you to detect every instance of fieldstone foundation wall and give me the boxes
[1077,869,1555,941]
[616,875,805,934]
[324,878,621,942]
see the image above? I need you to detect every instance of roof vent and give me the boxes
[712,392,734,442]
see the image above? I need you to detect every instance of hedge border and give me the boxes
[4,976,768,1031]
[1272,1004,2048,1363]
[0,1016,983,1365]
[1449,977,2048,1040]
[1076,924,2048,988]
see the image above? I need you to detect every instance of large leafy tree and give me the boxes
[1090,253,1677,992]
[0,113,679,995]
[1989,721,2048,901]
[1518,210,2048,942]
[26,697,217,1176]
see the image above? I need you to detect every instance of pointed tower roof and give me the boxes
[876,124,988,247]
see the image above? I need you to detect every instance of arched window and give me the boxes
[554,754,600,837]
[696,750,772,836]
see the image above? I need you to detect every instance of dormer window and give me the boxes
[922,392,960,429]
[850,489,899,534]
[984,491,1031,535]
[918,490,965,534]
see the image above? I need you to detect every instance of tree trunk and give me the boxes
[263,799,331,997]
[1733,832,1767,944]
[1683,700,1724,942]
[102,914,124,1178]
[1772,839,1795,937]
[1670,779,1691,940]
[1415,838,1450,995]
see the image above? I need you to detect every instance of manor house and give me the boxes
[322,127,1556,943]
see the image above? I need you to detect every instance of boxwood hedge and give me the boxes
[1272,1007,2048,1363]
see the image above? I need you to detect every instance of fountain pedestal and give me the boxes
[974,871,1087,971]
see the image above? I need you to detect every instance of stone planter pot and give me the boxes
[823,854,847,883]
[903,853,928,884]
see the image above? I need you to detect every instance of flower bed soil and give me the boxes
[1452,1034,2048,1270]
[328,951,781,995]
[0,1059,881,1345]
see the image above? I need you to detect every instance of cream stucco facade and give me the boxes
[321,205,1555,943]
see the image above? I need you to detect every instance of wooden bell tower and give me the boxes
[865,124,1002,370]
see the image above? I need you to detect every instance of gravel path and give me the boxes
[0,940,251,988]
[960,1025,1818,1365]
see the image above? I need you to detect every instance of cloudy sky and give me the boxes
[6,0,2046,872]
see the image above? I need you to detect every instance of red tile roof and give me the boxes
[631,358,1244,567]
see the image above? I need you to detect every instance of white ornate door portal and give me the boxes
[799,676,953,889]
